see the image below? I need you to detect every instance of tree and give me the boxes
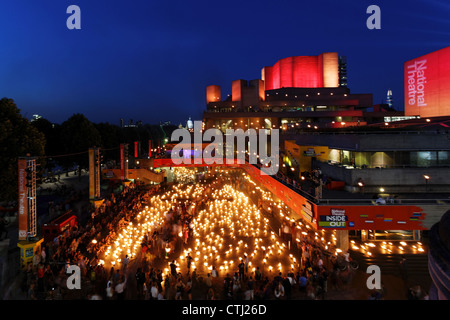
[94,122,121,162]
[59,113,101,171]
[0,98,46,201]
[30,117,61,157]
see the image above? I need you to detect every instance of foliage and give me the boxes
[0,98,46,201]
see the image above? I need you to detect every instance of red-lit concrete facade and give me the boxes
[206,85,221,104]
[262,53,339,90]
[405,46,450,118]
[202,53,411,132]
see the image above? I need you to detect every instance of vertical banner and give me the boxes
[158,140,161,154]
[89,149,95,200]
[134,141,138,158]
[18,159,28,240]
[120,144,125,180]
[148,140,152,158]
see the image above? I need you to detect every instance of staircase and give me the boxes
[350,250,430,277]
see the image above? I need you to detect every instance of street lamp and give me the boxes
[424,175,430,192]
[357,178,364,193]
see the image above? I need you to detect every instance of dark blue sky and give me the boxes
[1,0,449,125]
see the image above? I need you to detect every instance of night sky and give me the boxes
[1,0,449,126]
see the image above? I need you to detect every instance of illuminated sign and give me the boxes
[303,148,316,157]
[405,46,450,117]
[406,59,427,107]
[318,208,348,228]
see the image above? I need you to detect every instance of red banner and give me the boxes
[148,140,152,158]
[120,144,125,180]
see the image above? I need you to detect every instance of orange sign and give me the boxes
[18,159,28,240]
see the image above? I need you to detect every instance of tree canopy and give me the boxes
[0,98,46,201]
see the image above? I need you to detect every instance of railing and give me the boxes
[317,160,450,170]
[284,130,449,136]
[318,198,450,206]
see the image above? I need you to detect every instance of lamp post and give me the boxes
[357,179,364,194]
[424,175,430,192]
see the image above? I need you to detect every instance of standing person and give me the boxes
[282,276,292,300]
[185,277,193,300]
[206,287,215,300]
[274,281,285,299]
[163,275,171,299]
[106,278,114,300]
[238,259,245,281]
[122,255,129,272]
[175,278,185,300]
[186,254,193,275]
[205,273,213,289]
[150,281,159,300]
[135,268,145,299]
[246,276,255,300]
[170,260,177,277]
[115,275,127,300]
[28,282,37,300]
[211,266,218,281]
[36,263,45,294]
[183,227,189,245]
[40,246,46,264]
[244,254,249,276]
[400,256,408,285]
[254,267,262,282]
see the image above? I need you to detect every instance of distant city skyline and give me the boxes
[1,0,449,125]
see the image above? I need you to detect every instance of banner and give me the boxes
[120,144,125,180]
[18,159,28,240]
[89,149,95,200]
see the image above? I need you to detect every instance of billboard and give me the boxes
[405,46,450,118]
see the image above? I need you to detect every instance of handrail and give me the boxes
[318,198,450,205]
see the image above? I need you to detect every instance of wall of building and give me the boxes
[284,140,329,172]
[314,160,450,192]
[262,53,339,90]
[286,131,450,153]
[206,85,221,104]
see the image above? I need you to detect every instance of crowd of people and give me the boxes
[18,169,363,301]
[21,183,159,300]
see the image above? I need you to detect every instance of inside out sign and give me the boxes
[318,208,348,228]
